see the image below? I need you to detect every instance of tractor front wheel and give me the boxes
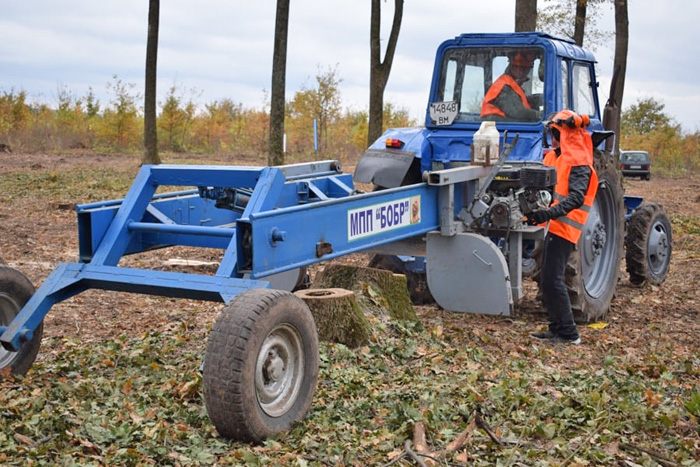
[203,289,319,442]
[0,266,43,378]
[625,202,672,285]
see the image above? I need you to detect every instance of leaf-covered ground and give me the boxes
[0,152,698,465]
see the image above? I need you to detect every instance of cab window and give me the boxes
[572,63,595,117]
[560,59,570,110]
[433,46,545,124]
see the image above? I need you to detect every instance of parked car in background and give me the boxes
[620,150,651,180]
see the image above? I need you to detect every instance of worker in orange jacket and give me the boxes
[528,110,599,345]
[481,51,541,122]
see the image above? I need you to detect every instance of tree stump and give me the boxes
[294,288,370,348]
[314,264,420,326]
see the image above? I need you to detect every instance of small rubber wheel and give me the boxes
[0,266,43,378]
[203,289,319,442]
[625,202,672,285]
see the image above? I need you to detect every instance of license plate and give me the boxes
[429,101,458,126]
[630,165,642,169]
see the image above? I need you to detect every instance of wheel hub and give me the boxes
[591,221,607,259]
[255,324,304,417]
[583,213,607,270]
[648,221,670,273]
[0,293,19,368]
[263,349,285,382]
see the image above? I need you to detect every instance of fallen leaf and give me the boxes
[80,439,101,454]
[14,433,34,446]
[456,450,468,462]
[644,389,661,407]
[604,440,620,456]
[121,377,133,394]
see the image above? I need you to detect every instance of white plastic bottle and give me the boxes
[472,121,500,165]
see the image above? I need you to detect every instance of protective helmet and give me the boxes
[546,109,590,130]
[510,51,535,68]
[544,110,594,163]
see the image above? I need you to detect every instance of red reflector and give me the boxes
[385,138,403,148]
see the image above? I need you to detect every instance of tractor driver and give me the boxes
[527,110,598,345]
[481,51,541,122]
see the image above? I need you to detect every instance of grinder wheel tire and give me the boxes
[203,289,319,443]
[625,202,672,286]
[0,266,43,378]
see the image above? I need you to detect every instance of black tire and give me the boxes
[536,151,625,322]
[0,266,43,378]
[625,203,672,286]
[203,289,319,442]
[570,150,626,321]
[368,254,434,305]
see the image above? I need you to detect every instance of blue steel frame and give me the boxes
[0,161,444,352]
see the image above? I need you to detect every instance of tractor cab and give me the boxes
[355,32,604,185]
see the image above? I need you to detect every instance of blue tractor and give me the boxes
[356,32,672,320]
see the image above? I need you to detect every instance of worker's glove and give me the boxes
[527,209,551,225]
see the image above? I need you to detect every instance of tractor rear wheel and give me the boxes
[568,150,625,322]
[203,289,319,442]
[625,202,672,285]
[0,266,43,378]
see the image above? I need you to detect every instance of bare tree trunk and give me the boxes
[367,0,403,147]
[143,0,161,165]
[573,0,588,46]
[269,0,290,166]
[603,0,628,156]
[515,0,538,31]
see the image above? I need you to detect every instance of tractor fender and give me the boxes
[354,127,429,188]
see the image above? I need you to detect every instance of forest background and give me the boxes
[1,69,698,176]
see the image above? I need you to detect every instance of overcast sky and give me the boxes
[1,0,699,132]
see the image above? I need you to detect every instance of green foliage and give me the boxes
[287,65,343,157]
[622,97,676,135]
[621,97,700,176]
[158,85,197,152]
[99,75,141,150]
[0,89,30,140]
[536,0,613,50]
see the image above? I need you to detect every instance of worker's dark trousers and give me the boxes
[541,233,579,340]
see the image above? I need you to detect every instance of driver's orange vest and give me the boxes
[543,150,598,244]
[481,75,530,118]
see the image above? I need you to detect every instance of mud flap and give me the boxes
[426,232,512,315]
[353,149,416,188]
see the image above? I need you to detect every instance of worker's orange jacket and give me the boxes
[480,74,530,118]
[543,129,598,244]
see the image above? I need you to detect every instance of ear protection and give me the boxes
[551,111,590,129]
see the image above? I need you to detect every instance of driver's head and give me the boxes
[508,51,535,83]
